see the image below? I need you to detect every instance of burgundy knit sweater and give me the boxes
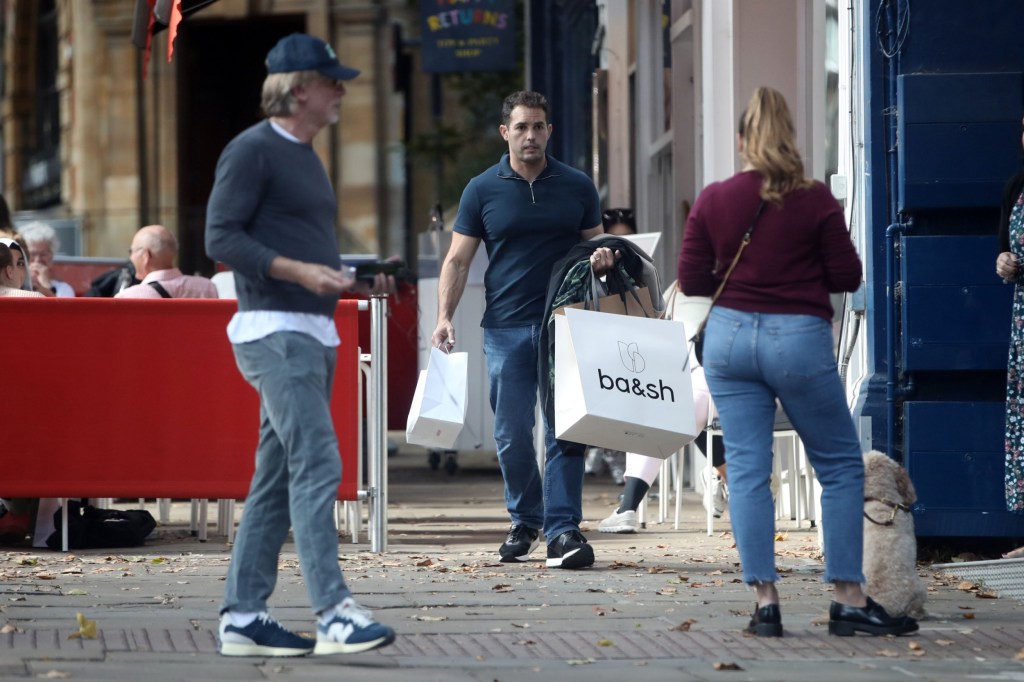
[678,170,862,322]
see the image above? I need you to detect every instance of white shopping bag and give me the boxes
[554,307,697,458]
[406,347,469,449]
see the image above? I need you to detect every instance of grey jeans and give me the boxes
[221,332,351,615]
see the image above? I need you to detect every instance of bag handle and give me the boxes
[591,263,651,318]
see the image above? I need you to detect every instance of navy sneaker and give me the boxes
[545,529,595,569]
[313,597,396,655]
[499,524,540,562]
[219,612,315,657]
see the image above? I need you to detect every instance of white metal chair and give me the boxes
[692,405,818,536]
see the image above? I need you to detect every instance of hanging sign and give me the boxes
[421,0,517,73]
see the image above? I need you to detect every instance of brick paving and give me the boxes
[1,449,1022,681]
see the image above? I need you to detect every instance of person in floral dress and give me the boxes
[994,115,1024,558]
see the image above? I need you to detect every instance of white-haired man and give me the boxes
[19,221,74,297]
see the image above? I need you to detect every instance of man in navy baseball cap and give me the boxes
[205,29,395,659]
[265,33,360,81]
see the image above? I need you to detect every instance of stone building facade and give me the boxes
[1,0,437,273]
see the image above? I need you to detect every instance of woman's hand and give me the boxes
[997,251,1018,284]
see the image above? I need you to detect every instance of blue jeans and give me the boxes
[221,332,351,615]
[483,325,584,539]
[702,308,865,585]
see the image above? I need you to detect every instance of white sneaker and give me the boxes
[313,597,395,655]
[598,509,638,533]
[701,468,726,518]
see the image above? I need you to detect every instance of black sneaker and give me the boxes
[499,524,540,562]
[545,529,595,569]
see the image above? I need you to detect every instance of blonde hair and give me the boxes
[261,70,320,117]
[739,87,813,205]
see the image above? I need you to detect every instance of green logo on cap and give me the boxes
[325,43,337,60]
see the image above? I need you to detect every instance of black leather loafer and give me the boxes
[744,603,783,637]
[828,597,919,636]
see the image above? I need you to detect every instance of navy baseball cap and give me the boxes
[266,33,360,81]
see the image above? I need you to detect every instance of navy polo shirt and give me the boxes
[454,153,601,327]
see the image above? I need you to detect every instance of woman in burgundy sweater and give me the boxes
[679,87,915,638]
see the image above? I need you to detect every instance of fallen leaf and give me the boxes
[656,587,678,596]
[608,560,641,570]
[975,591,998,600]
[936,639,955,646]
[492,584,514,593]
[414,615,447,622]
[910,649,927,657]
[908,641,922,651]
[151,557,167,564]
[415,558,434,567]
[671,619,697,632]
[957,581,977,592]
[511,623,529,629]
[17,558,38,566]
[875,649,900,657]
[712,662,743,671]
[0,623,23,634]
[597,639,614,647]
[65,589,88,596]
[774,532,787,541]
[73,612,97,640]
[566,658,595,666]
[963,612,976,619]
[1014,648,1024,660]
[38,671,70,679]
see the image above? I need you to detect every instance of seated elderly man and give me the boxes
[19,221,75,297]
[0,239,45,297]
[116,225,218,299]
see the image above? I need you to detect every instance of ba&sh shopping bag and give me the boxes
[554,307,697,458]
[406,347,468,449]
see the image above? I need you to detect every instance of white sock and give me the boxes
[225,610,262,628]
[318,597,354,625]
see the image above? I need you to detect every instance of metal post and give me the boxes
[368,294,389,552]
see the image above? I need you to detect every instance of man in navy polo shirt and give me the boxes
[431,90,616,569]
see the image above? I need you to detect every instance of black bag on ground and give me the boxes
[45,501,156,550]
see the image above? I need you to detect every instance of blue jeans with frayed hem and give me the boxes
[702,308,865,586]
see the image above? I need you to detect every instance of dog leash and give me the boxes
[863,496,910,526]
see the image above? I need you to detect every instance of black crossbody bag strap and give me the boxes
[148,281,172,298]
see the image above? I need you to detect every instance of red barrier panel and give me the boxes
[2,298,360,500]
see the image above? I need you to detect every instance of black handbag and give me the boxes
[690,200,766,365]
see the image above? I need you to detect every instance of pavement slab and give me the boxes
[1,448,1022,681]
